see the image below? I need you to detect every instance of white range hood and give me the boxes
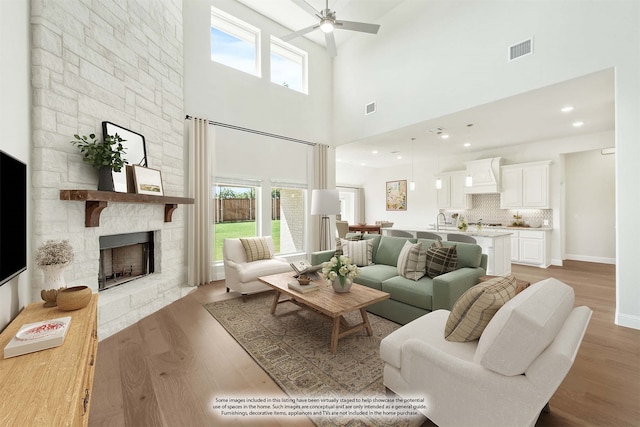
[464,157,503,194]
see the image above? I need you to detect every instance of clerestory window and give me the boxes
[270,36,308,94]
[210,7,261,77]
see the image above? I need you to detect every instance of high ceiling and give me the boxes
[236,0,399,47]
[337,69,615,167]
[235,0,615,168]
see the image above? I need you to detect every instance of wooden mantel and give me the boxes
[60,190,195,227]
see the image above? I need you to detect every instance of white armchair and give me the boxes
[380,278,592,427]
[222,236,292,299]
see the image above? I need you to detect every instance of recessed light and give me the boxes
[397,155,403,160]
[572,121,584,127]
[463,142,471,147]
[441,134,449,139]
[360,162,366,166]
[372,150,378,154]
[561,106,574,113]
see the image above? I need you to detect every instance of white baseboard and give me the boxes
[565,254,616,265]
[616,312,640,330]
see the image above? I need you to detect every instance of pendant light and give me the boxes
[465,123,473,187]
[435,137,442,189]
[409,137,416,191]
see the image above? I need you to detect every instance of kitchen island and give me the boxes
[382,226,512,276]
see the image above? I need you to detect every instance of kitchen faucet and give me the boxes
[436,212,446,231]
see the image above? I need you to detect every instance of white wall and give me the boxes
[564,149,615,263]
[0,0,31,331]
[183,0,333,144]
[333,1,640,329]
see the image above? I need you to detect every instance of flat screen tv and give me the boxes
[0,150,27,286]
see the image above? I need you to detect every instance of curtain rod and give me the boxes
[185,115,317,146]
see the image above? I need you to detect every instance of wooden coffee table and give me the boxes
[258,272,390,353]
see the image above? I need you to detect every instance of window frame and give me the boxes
[270,36,308,94]
[210,7,261,77]
[213,180,262,262]
[271,182,307,256]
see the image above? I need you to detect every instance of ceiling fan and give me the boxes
[281,0,381,57]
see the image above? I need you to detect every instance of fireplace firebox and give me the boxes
[99,232,154,291]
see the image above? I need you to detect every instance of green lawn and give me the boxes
[214,221,280,260]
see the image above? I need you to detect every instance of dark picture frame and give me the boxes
[102,121,148,193]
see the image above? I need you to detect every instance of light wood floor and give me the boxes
[89,261,640,426]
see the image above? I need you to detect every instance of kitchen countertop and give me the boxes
[387,226,513,238]
[387,225,552,238]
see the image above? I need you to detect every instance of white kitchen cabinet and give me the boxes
[437,171,471,209]
[475,234,512,276]
[509,230,520,261]
[500,161,550,209]
[499,228,550,268]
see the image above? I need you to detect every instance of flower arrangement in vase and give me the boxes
[321,255,360,293]
[457,215,468,231]
[35,240,74,307]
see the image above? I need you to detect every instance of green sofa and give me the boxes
[311,234,487,325]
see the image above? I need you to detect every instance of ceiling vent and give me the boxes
[365,101,376,115]
[509,37,533,61]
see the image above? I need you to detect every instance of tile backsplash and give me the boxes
[441,193,553,227]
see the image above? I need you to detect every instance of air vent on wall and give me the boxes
[365,101,376,115]
[509,37,533,61]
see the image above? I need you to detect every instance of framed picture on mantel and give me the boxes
[386,180,407,211]
[132,165,164,196]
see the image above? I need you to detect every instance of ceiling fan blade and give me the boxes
[335,20,380,34]
[290,0,320,18]
[325,31,337,57]
[281,24,319,41]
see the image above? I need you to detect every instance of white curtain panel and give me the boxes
[312,144,330,250]
[188,117,213,286]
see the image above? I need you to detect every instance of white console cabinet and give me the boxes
[500,161,551,209]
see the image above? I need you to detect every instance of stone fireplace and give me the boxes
[99,232,155,291]
[29,0,187,340]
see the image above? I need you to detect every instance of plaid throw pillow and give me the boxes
[425,240,458,278]
[240,237,272,262]
[445,275,517,342]
[397,241,427,281]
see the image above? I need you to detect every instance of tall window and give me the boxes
[270,37,308,94]
[210,7,261,77]
[214,183,260,261]
[272,184,306,255]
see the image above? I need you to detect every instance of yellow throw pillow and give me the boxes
[444,275,517,342]
[240,237,272,262]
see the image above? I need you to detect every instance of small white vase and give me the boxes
[332,277,352,293]
[40,263,68,290]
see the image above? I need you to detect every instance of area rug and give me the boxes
[204,292,426,427]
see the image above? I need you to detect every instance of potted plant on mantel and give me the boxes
[70,133,126,191]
